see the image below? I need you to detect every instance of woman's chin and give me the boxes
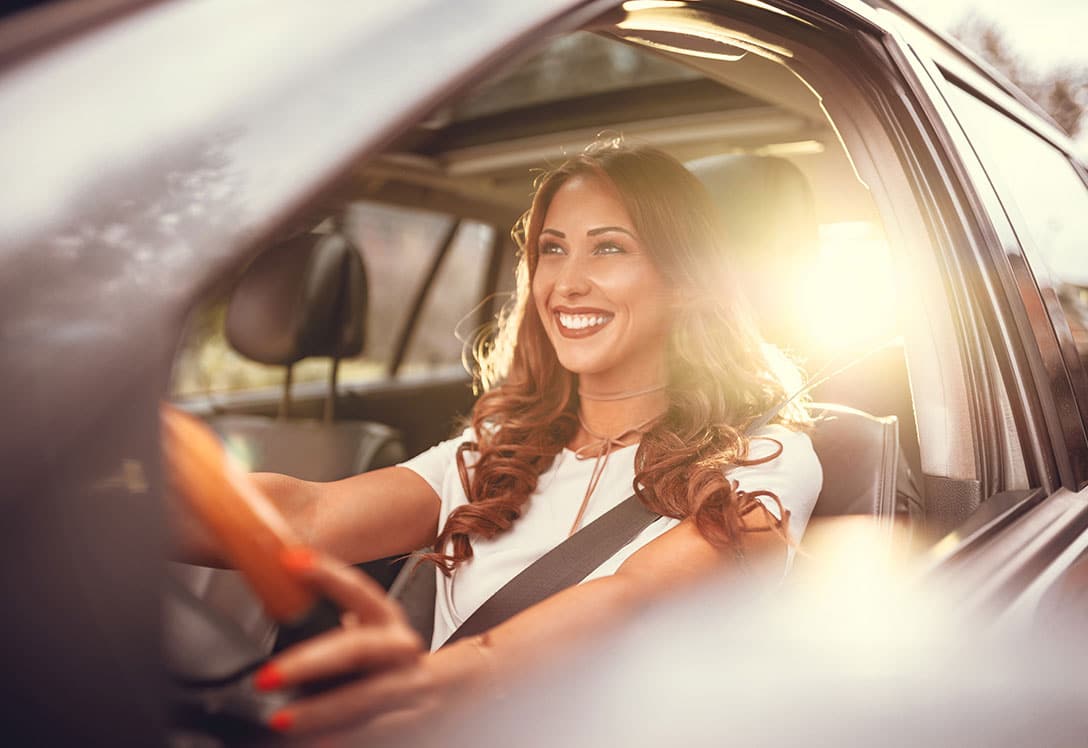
[554,352,609,377]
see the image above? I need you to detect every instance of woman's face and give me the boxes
[532,173,675,389]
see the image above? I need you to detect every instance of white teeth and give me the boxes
[557,313,611,330]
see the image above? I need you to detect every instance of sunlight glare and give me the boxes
[797,221,898,353]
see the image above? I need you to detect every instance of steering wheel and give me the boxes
[161,403,318,623]
[161,404,341,737]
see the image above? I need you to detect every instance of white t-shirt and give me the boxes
[400,423,822,650]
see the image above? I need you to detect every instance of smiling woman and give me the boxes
[424,141,819,577]
[402,139,823,656]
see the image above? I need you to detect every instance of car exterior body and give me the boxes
[1,0,1086,744]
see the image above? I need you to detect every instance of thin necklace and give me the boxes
[578,382,666,402]
[567,410,660,537]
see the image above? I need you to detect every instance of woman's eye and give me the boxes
[594,242,625,255]
[539,242,565,256]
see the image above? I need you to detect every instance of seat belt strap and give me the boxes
[748,337,900,433]
[440,493,659,647]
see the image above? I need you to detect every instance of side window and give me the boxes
[171,202,491,399]
[943,84,1088,374]
[394,219,495,374]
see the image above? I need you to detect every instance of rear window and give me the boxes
[171,203,492,398]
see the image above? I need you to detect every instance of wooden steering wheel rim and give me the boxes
[161,403,317,623]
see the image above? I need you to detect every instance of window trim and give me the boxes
[867,26,1067,499]
[931,67,1088,493]
[388,217,463,377]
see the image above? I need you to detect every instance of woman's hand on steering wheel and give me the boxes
[252,547,436,735]
[162,404,490,736]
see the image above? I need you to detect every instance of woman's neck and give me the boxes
[571,381,667,449]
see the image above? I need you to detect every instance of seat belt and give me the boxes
[440,493,658,647]
[439,338,902,647]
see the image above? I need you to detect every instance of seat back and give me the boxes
[210,228,404,474]
[211,416,404,482]
[688,153,921,514]
[390,403,907,649]
[686,153,819,354]
[808,403,898,520]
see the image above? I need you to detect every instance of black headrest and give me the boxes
[225,232,367,366]
[687,154,818,350]
[687,153,818,256]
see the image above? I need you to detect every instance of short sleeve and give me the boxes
[397,426,475,498]
[727,424,822,545]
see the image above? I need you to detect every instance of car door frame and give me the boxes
[678,0,1088,614]
[871,7,1088,614]
[0,1,632,743]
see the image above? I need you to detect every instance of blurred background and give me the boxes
[906,0,1088,157]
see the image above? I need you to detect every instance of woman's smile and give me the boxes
[553,306,615,337]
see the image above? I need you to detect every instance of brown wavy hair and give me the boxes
[423,139,810,574]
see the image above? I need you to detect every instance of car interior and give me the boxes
[10,1,1088,744]
[167,18,938,693]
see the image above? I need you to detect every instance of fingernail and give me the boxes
[268,710,294,733]
[280,546,315,574]
[253,663,284,692]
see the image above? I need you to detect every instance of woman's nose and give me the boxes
[554,252,591,297]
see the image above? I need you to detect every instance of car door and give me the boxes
[0,1,613,744]
[876,12,1088,615]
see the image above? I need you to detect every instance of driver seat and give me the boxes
[687,153,920,524]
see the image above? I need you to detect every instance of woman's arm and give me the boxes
[430,516,788,683]
[173,466,441,568]
[265,467,442,565]
[258,516,789,735]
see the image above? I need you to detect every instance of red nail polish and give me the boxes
[268,710,294,732]
[280,546,315,573]
[254,663,284,692]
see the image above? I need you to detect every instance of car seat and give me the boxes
[687,153,921,522]
[210,229,405,480]
[168,229,405,660]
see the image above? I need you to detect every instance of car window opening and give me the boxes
[170,22,926,538]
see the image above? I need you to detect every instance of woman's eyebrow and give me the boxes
[540,228,565,238]
[587,226,635,237]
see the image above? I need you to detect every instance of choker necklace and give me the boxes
[577,382,666,402]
